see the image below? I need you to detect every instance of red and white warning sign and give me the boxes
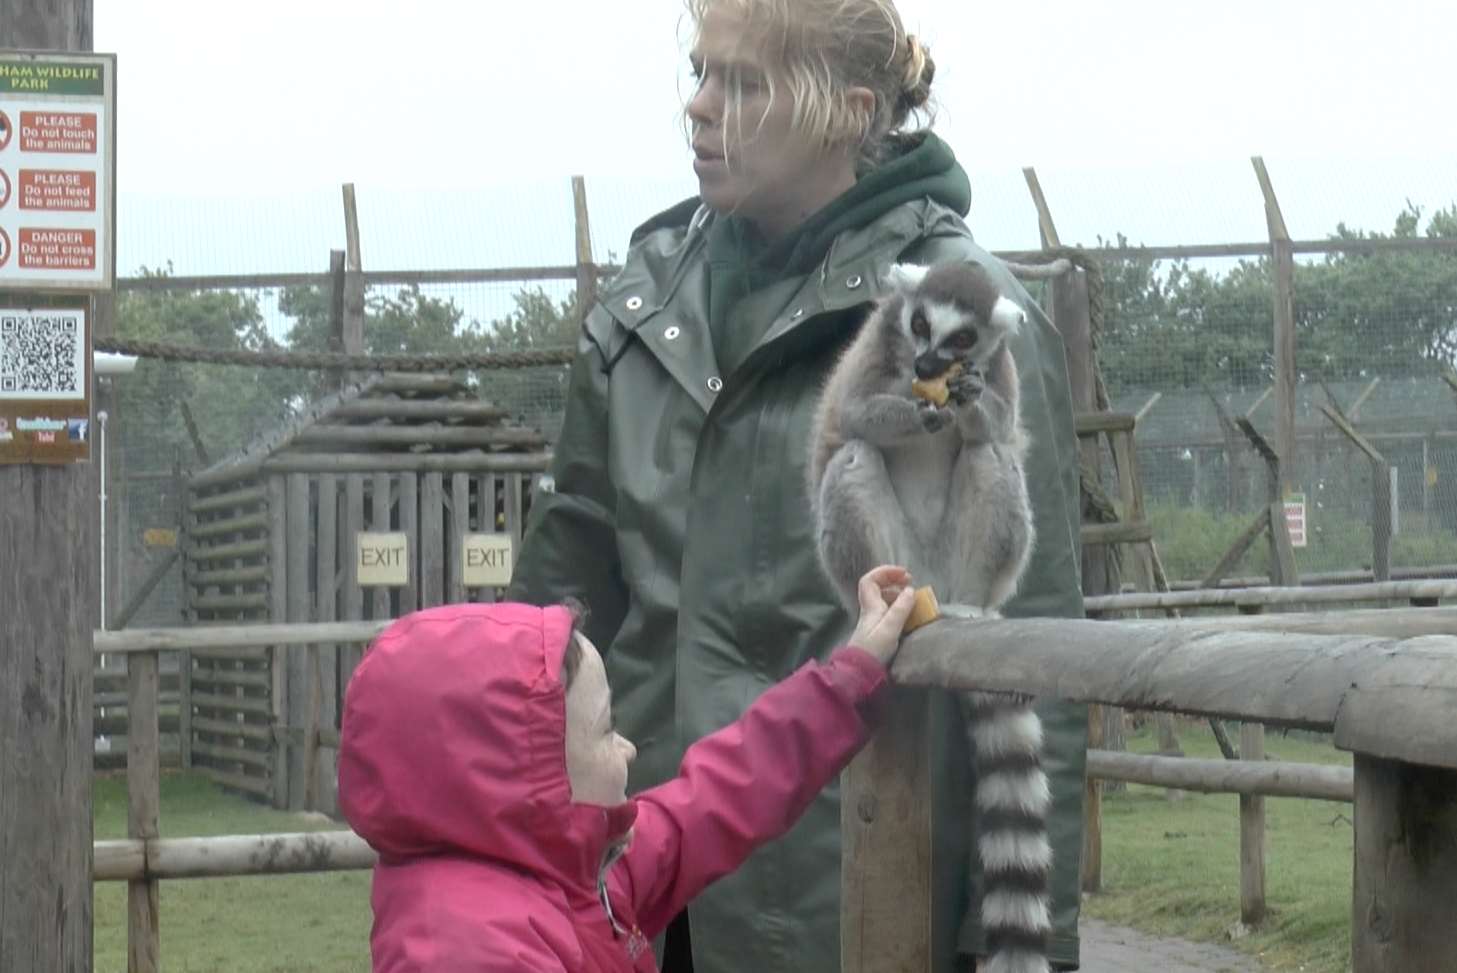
[0,51,114,290]
[18,227,94,270]
[19,169,94,211]
[19,111,97,154]
[0,226,9,267]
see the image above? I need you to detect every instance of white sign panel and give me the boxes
[1283,495,1307,549]
[0,50,117,291]
[357,531,408,587]
[462,533,514,588]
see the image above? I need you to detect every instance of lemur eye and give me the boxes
[910,310,930,339]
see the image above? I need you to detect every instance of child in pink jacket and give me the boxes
[337,565,915,972]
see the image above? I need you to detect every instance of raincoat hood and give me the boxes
[338,602,639,897]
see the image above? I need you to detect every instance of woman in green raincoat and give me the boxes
[509,1,1088,970]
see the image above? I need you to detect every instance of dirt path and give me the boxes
[1079,918,1265,972]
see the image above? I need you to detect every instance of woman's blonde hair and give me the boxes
[684,0,935,166]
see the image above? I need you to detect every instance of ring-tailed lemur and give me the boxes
[809,260,1050,973]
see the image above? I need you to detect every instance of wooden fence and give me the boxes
[94,593,1457,972]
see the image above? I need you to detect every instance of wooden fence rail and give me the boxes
[96,607,1457,972]
[842,614,1457,973]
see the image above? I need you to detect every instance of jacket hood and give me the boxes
[338,602,638,896]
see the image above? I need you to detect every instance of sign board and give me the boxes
[0,298,91,464]
[1283,493,1307,549]
[357,531,408,587]
[142,527,176,548]
[0,50,117,291]
[462,533,514,587]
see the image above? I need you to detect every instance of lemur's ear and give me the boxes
[989,296,1027,335]
[886,262,929,294]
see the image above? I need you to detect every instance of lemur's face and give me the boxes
[902,298,989,381]
[889,263,1026,380]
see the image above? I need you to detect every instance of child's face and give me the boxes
[564,633,637,806]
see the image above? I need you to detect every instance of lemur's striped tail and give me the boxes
[962,692,1052,973]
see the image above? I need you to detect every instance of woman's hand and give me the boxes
[847,565,916,668]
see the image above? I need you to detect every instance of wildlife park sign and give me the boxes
[0,50,116,291]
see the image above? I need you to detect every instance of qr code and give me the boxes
[0,311,86,400]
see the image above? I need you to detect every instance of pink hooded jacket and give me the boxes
[337,602,887,972]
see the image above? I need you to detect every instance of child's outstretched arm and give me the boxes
[612,567,914,938]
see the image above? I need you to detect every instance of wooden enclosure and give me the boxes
[178,371,550,810]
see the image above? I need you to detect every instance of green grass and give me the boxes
[93,772,371,973]
[1083,721,1354,972]
[97,730,1358,972]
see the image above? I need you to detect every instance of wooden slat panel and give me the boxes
[449,472,468,603]
[421,473,444,607]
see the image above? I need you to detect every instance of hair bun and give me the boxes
[897,35,934,114]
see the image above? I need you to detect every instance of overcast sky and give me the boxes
[90,0,1457,291]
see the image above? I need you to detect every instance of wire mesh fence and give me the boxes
[102,193,1457,627]
[1095,234,1457,585]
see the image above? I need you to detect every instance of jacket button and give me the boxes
[625,296,644,311]
[706,376,723,393]
[664,326,681,340]
[846,275,863,289]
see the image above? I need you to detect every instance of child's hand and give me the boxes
[848,566,916,668]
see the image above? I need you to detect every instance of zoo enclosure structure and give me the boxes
[94,603,1457,973]
[178,370,549,812]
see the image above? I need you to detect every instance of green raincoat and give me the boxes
[509,133,1087,971]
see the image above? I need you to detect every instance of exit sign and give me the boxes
[356,531,408,586]
[461,533,514,587]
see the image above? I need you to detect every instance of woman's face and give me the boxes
[564,633,637,806]
[686,6,854,239]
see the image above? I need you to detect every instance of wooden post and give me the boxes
[1253,157,1297,496]
[1022,166,1062,250]
[1351,755,1457,971]
[571,176,597,325]
[326,249,348,391]
[1239,719,1266,926]
[0,7,99,970]
[841,688,933,973]
[341,185,365,366]
[1052,243,1116,883]
[1319,405,1392,582]
[126,649,161,972]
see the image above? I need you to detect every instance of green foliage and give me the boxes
[1098,204,1457,396]
[115,265,297,467]
[281,282,490,356]
[480,287,578,352]
[1147,502,1457,582]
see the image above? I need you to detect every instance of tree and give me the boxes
[281,282,489,356]
[1095,205,1457,396]
[116,264,297,470]
[480,287,578,352]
